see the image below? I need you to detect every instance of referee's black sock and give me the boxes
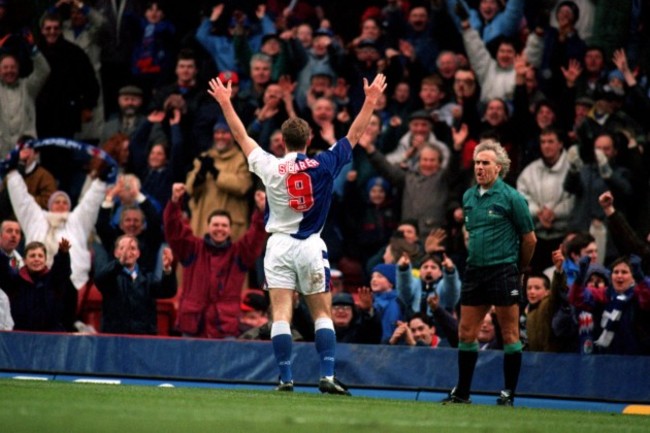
[456,342,479,399]
[503,341,523,394]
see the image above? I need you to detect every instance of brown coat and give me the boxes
[527,270,566,352]
[185,145,253,241]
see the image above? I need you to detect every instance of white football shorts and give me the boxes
[264,233,331,295]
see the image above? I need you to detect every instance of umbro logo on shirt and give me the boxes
[510,289,519,296]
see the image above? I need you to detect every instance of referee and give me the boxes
[443,139,536,406]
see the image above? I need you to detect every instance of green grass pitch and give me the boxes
[1,379,647,433]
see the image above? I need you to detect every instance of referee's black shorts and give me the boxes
[461,263,521,306]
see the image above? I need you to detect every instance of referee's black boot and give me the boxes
[441,387,471,404]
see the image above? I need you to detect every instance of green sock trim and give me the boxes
[504,341,523,354]
[458,341,479,352]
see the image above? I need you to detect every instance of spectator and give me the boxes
[436,51,462,97]
[341,175,399,271]
[95,234,175,335]
[130,1,176,98]
[447,0,525,45]
[517,127,574,272]
[0,219,23,330]
[416,74,456,129]
[238,290,304,341]
[36,11,100,194]
[600,191,650,353]
[367,263,404,344]
[57,0,106,142]
[385,110,450,173]
[95,0,141,117]
[549,0,596,41]
[331,290,381,344]
[291,27,344,113]
[528,249,580,353]
[574,46,607,100]
[359,138,454,237]
[150,49,210,163]
[520,272,550,350]
[127,109,185,208]
[195,3,275,75]
[457,6,518,104]
[304,96,348,157]
[564,133,633,261]
[477,311,502,350]
[238,290,270,335]
[185,121,253,242]
[96,177,163,276]
[0,142,56,221]
[163,184,267,339]
[5,160,106,292]
[236,30,288,83]
[101,85,146,143]
[397,252,461,318]
[237,53,275,126]
[36,11,99,140]
[0,238,73,331]
[247,79,297,150]
[0,50,50,157]
[570,254,650,355]
[389,313,445,347]
[525,1,587,102]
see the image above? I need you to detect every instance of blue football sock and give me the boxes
[314,317,336,378]
[271,321,293,383]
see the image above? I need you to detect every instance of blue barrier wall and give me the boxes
[0,331,648,403]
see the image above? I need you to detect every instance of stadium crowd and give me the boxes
[0,0,649,357]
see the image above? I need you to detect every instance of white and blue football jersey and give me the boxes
[248,137,352,239]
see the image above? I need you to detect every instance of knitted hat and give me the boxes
[365,176,391,198]
[48,191,71,211]
[372,264,397,287]
[213,120,230,132]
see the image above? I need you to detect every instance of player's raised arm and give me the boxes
[346,74,387,147]
[207,77,260,157]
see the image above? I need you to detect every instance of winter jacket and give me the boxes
[163,200,266,338]
[95,260,176,335]
[0,250,71,331]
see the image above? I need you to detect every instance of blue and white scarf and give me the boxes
[595,286,635,349]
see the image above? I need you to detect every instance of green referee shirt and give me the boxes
[463,177,535,267]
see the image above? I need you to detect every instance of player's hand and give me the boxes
[363,73,387,104]
[208,76,233,105]
[171,183,186,202]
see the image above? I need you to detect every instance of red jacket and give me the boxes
[163,201,266,338]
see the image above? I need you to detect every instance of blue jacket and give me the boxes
[447,0,524,43]
[397,264,461,317]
